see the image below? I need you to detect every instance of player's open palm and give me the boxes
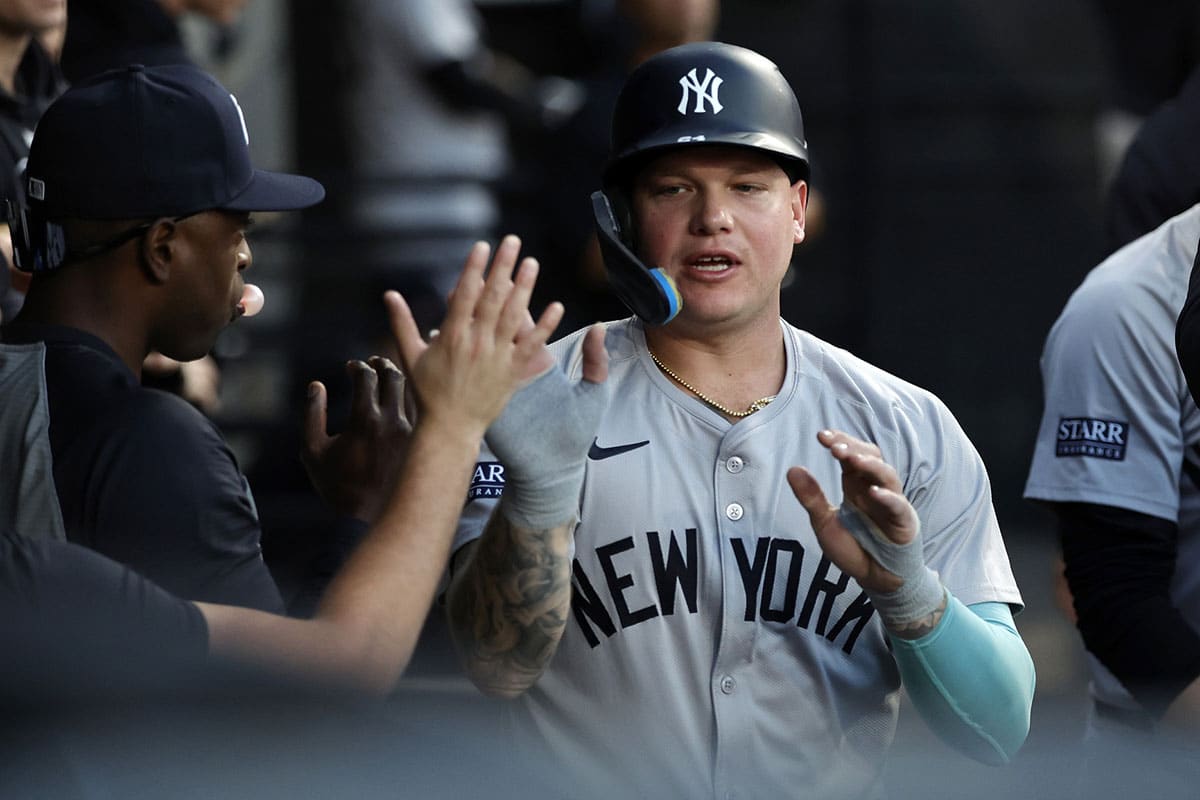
[787,429,921,595]
[386,235,562,438]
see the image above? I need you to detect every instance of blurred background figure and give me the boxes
[1102,63,1200,254]
[60,0,249,81]
[334,0,584,336]
[339,0,510,327]
[1090,0,1200,192]
[0,0,66,321]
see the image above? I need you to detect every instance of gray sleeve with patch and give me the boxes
[1024,253,1189,521]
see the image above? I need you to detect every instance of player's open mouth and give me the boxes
[690,254,737,273]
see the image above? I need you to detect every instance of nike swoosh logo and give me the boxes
[588,438,650,460]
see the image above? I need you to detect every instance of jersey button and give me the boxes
[720,675,736,694]
[726,456,744,473]
[725,503,744,521]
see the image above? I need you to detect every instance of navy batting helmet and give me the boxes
[603,41,810,187]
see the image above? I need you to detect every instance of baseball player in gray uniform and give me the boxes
[1026,204,1200,792]
[448,43,1034,798]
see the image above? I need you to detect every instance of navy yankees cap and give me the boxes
[24,63,324,220]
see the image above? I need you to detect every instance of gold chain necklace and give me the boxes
[648,348,776,418]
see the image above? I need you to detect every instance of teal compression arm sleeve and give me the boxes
[890,597,1035,765]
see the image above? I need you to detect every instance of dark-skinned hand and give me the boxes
[302,355,412,523]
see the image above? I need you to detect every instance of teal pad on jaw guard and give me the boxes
[647,268,681,323]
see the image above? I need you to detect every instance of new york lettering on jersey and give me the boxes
[569,527,875,654]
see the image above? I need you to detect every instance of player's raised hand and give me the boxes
[788,429,944,634]
[302,356,412,522]
[483,320,611,531]
[386,235,562,439]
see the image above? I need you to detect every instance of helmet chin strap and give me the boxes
[591,191,682,326]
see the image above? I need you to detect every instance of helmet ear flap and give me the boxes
[591,190,681,326]
[605,186,636,250]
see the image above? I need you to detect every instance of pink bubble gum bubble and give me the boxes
[239,283,265,317]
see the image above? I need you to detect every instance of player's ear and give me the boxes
[140,218,178,284]
[792,180,807,245]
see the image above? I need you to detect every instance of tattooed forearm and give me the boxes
[447,512,574,697]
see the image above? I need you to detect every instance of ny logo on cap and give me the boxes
[229,92,250,145]
[677,68,723,115]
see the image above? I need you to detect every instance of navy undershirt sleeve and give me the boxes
[1053,501,1200,717]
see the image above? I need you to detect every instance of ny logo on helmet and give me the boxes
[677,68,723,115]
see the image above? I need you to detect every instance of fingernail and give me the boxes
[308,384,319,398]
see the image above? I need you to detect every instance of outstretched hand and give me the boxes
[386,235,563,439]
[788,429,944,633]
[482,314,610,531]
[302,356,412,522]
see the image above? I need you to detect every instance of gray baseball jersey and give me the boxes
[457,318,1021,799]
[1024,203,1200,712]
